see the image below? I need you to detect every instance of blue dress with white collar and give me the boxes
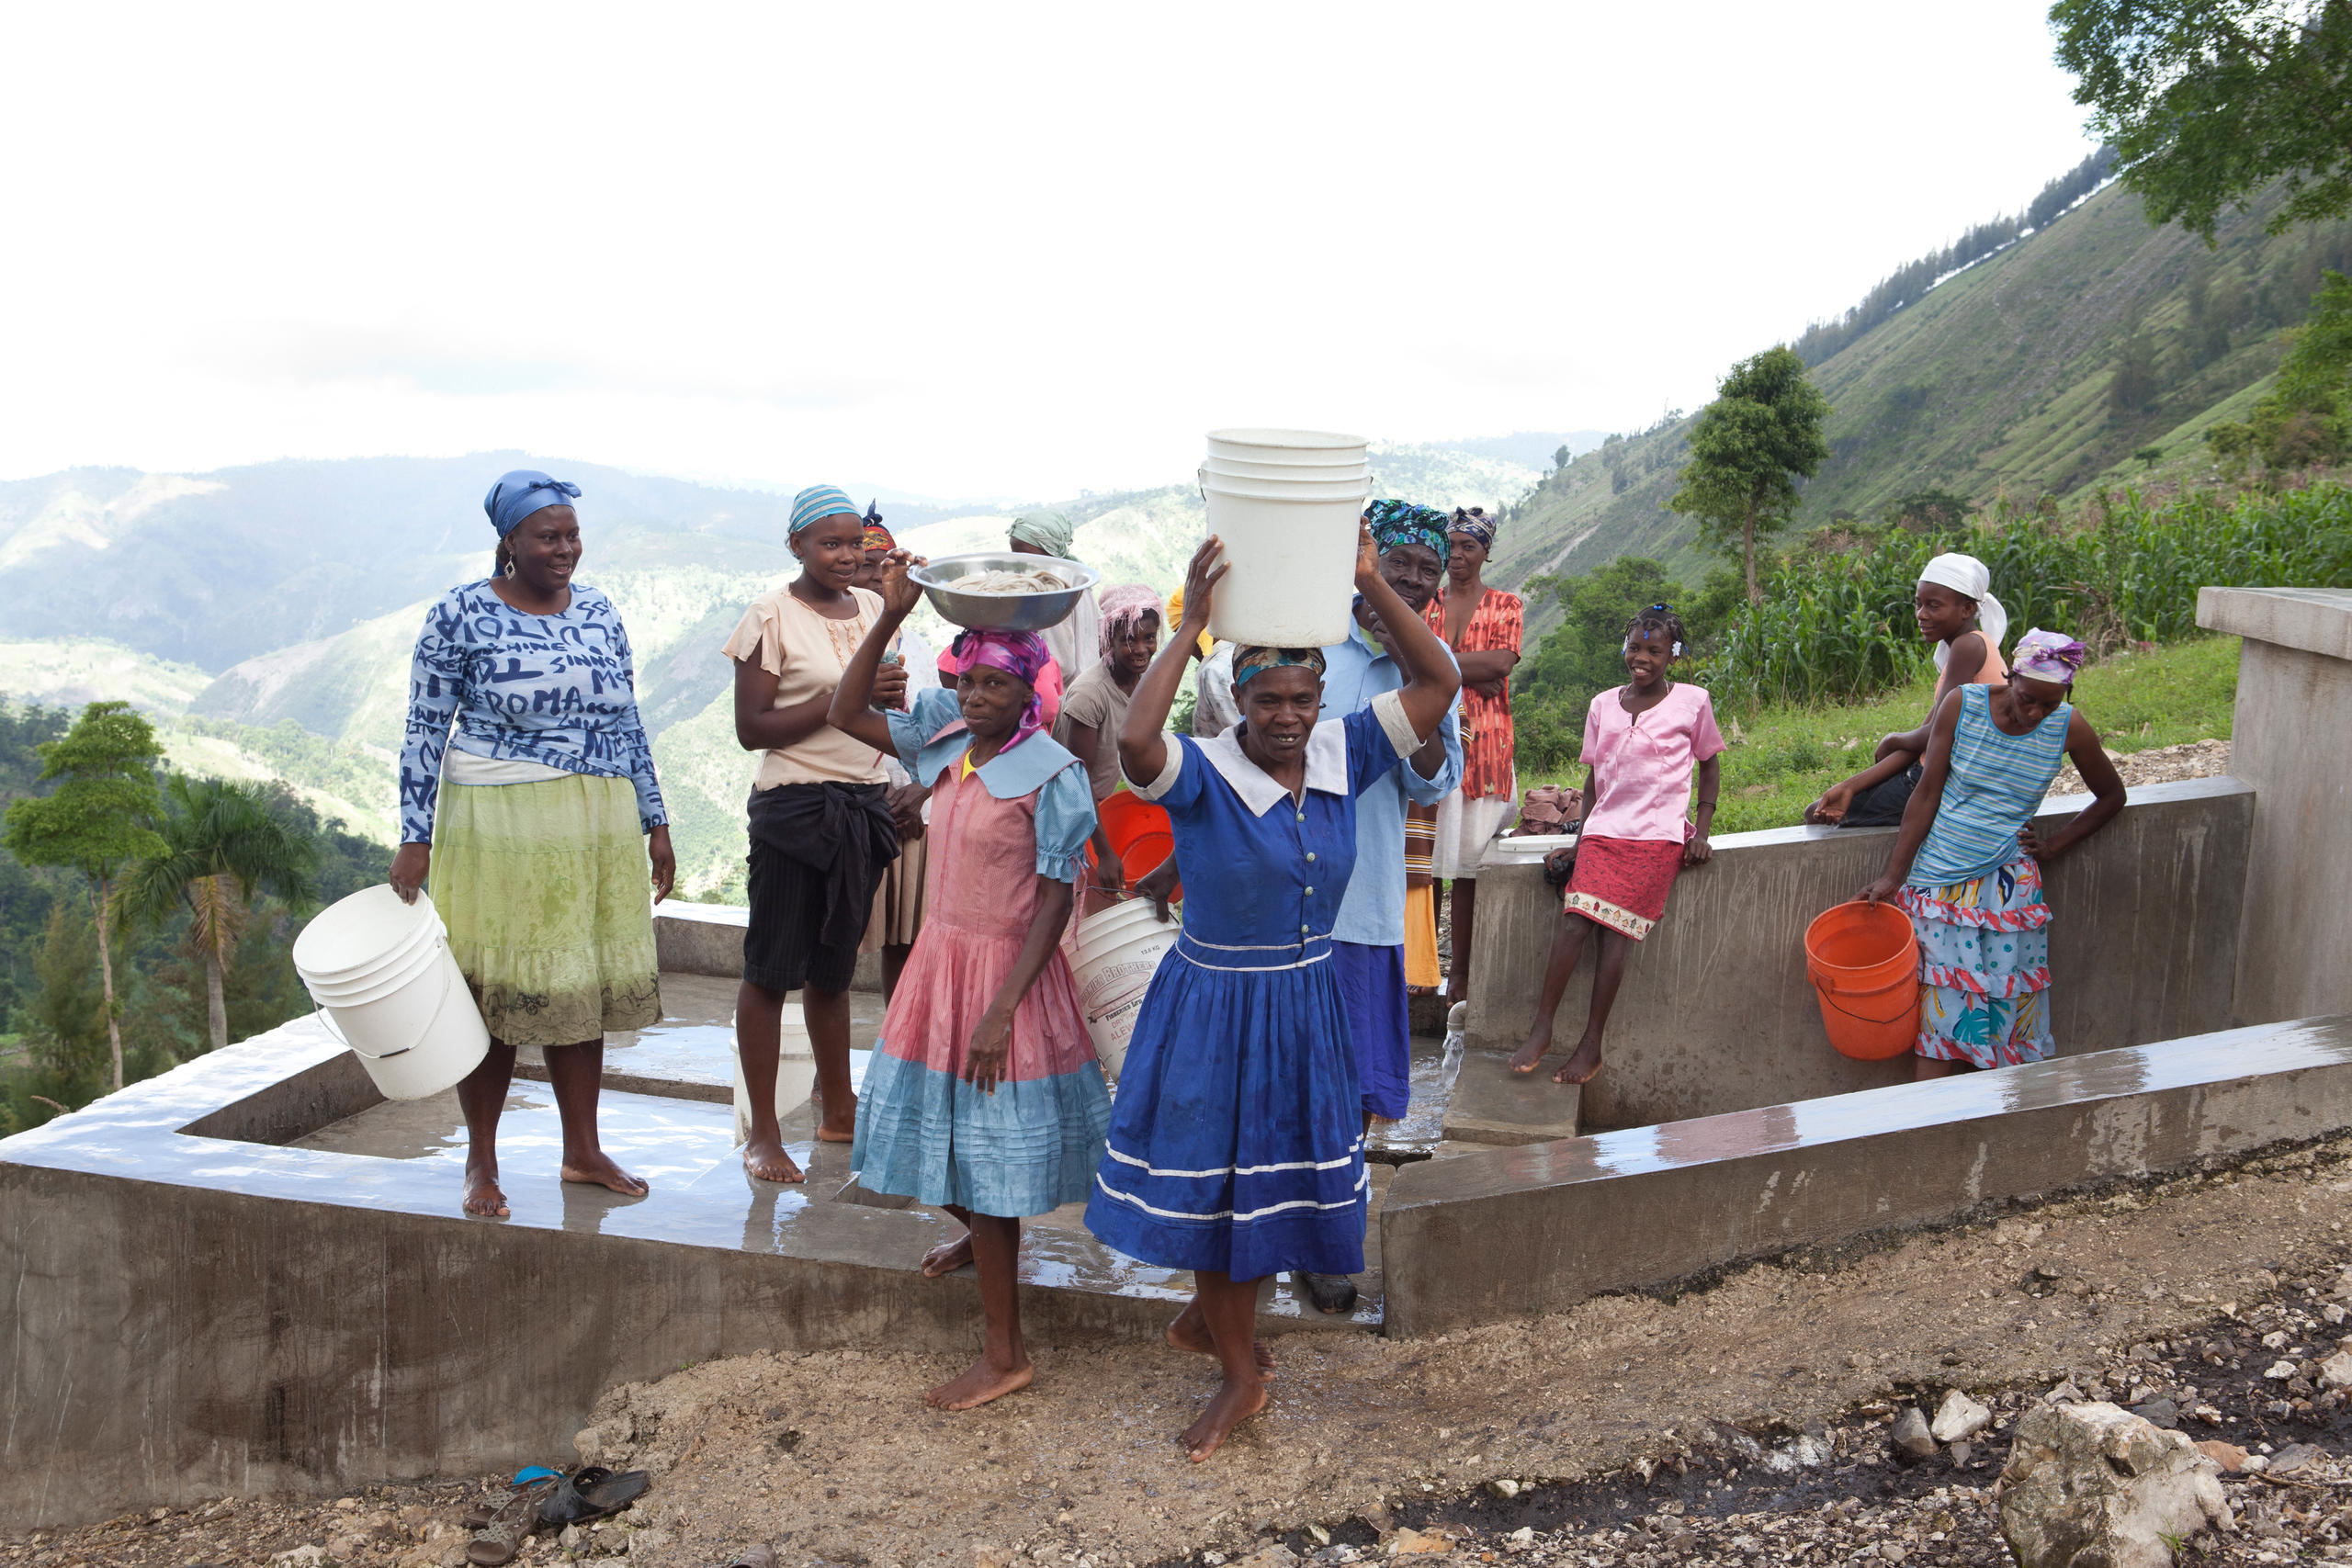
[1083,694,1418,1280]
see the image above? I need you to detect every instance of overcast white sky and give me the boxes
[0,3,2102,502]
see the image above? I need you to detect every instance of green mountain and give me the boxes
[1490,179,2352,627]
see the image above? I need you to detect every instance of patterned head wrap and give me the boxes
[860,500,895,553]
[946,628,1052,752]
[1918,552,2009,672]
[1008,508,1077,557]
[1097,582,1165,657]
[1449,507,1498,549]
[1232,645,1329,688]
[2009,628,2086,684]
[1363,499,1452,568]
[483,470,582,537]
[789,485,859,535]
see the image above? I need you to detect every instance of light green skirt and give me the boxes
[429,772,662,1048]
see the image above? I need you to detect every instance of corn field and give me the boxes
[1694,480,2352,709]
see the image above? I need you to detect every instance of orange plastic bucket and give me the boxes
[1091,791,1180,897]
[1804,900,1921,1061]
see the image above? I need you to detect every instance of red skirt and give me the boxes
[1563,834,1684,941]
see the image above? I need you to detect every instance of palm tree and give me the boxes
[124,775,319,1054]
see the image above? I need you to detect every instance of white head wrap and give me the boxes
[1917,552,2007,671]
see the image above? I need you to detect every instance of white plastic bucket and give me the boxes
[730,1008,818,1146]
[1070,899,1182,1080]
[1200,483,1368,648]
[1198,468,1372,502]
[1202,453,1371,484]
[1206,427,1368,466]
[292,886,490,1101]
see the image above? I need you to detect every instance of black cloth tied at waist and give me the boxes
[746,781,901,950]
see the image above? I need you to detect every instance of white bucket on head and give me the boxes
[1199,482,1367,649]
[730,1007,818,1146]
[1206,427,1369,467]
[1070,898,1182,1081]
[1203,453,1372,485]
[293,886,490,1101]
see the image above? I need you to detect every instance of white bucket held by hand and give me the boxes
[292,886,491,1101]
[1070,897,1182,1081]
[731,1007,818,1145]
[1199,427,1369,649]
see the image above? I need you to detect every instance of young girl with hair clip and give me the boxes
[1510,604,1723,1087]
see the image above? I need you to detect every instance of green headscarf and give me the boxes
[1008,508,1077,558]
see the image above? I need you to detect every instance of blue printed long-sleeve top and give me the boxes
[398,581,668,843]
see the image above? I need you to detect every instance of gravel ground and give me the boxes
[15,1134,2352,1568]
[2052,736,2232,797]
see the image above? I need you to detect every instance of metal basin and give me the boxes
[910,552,1101,630]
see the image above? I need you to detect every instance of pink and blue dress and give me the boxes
[849,689,1110,1218]
[1084,693,1424,1280]
[1900,683,2073,1068]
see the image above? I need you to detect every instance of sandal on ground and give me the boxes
[466,1476,559,1566]
[1299,1271,1360,1314]
[537,1464,650,1528]
[463,1466,562,1529]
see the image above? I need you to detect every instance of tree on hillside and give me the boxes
[1669,347,1833,604]
[0,701,165,1093]
[2207,267,2352,469]
[2052,0,2352,239]
[123,774,318,1055]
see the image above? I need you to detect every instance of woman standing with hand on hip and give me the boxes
[723,485,908,1183]
[1086,526,1459,1462]
[391,469,674,1219]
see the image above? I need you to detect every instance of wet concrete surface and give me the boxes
[1439,1047,1582,1146]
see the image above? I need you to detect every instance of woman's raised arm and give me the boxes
[826,552,925,752]
[1353,524,1462,743]
[1119,537,1226,787]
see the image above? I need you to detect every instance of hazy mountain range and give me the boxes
[0,434,1592,892]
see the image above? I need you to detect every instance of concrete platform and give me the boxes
[0,977,1388,1529]
[1384,1014,2352,1337]
[1439,1049,1582,1146]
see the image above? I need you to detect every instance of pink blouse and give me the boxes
[1578,682,1725,843]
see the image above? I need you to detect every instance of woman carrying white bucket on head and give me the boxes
[390,470,675,1219]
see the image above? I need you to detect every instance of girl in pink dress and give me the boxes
[1510,604,1724,1086]
[827,556,1109,1412]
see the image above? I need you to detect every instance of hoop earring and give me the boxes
[503,558,517,579]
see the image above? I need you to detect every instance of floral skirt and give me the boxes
[429,773,661,1047]
[1898,853,2054,1069]
[1563,834,1684,941]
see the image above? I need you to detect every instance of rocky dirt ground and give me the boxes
[17,1131,2352,1566]
[2052,736,2232,797]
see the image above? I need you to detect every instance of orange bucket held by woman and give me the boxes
[1804,900,1921,1061]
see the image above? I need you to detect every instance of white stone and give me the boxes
[1997,1402,2231,1568]
[2320,1350,2352,1390]
[2265,1359,2298,1380]
[270,1550,329,1568]
[1930,1390,1992,1444]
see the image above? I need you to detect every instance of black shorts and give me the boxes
[743,838,870,993]
[1838,763,1923,829]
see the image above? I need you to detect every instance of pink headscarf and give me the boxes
[1097,582,1166,658]
[944,628,1053,752]
[2010,628,2086,684]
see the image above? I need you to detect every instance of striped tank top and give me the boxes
[1908,682,2072,887]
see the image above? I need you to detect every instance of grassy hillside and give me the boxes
[1489,181,2352,630]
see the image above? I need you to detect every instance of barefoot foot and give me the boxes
[1165,1305,1276,1375]
[1509,1025,1554,1075]
[463,1159,509,1218]
[560,1151,650,1197]
[923,1353,1034,1411]
[1180,1374,1268,1462]
[741,1134,804,1184]
[922,1232,975,1278]
[1552,1034,1604,1086]
[815,1093,857,1144]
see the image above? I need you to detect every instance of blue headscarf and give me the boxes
[483,470,582,538]
[1232,645,1329,688]
[1363,499,1452,568]
[791,485,860,535]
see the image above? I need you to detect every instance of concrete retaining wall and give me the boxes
[654,900,881,990]
[1464,776,2253,1132]
[2199,588,2352,1027]
[1383,1015,2352,1337]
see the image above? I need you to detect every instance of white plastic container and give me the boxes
[730,1009,818,1146]
[1205,427,1369,467]
[1070,898,1182,1080]
[1198,468,1373,502]
[1202,453,1372,484]
[292,887,491,1101]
